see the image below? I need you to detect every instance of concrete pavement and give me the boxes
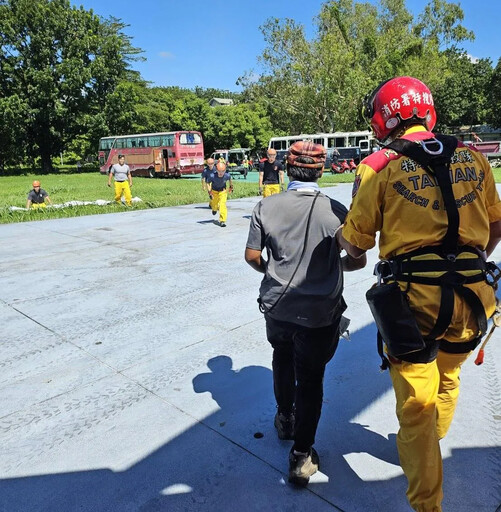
[1,184,500,512]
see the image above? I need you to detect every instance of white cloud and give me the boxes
[467,53,479,64]
[159,51,174,59]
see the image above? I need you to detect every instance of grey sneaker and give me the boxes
[288,447,319,487]
[274,411,295,440]
[220,222,226,227]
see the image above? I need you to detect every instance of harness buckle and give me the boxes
[374,260,393,285]
[420,138,444,156]
[486,261,501,288]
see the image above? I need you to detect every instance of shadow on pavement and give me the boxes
[1,321,498,511]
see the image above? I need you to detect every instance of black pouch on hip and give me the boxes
[366,282,426,357]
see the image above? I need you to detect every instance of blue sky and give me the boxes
[72,0,501,92]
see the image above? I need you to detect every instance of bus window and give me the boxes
[99,138,114,150]
[335,137,344,147]
[115,138,125,149]
[314,138,323,145]
[138,138,145,148]
[161,134,174,146]
[179,132,201,145]
[149,136,161,146]
[127,138,137,148]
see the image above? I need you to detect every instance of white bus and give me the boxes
[268,131,376,162]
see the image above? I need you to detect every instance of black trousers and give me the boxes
[265,315,340,453]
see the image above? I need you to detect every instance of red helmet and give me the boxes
[365,76,436,143]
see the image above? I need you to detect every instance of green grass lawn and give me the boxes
[1,168,500,224]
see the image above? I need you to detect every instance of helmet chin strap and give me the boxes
[381,126,406,145]
[381,119,428,146]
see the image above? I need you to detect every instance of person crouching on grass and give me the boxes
[107,154,132,206]
[26,180,52,209]
[207,161,233,227]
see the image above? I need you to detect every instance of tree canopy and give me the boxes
[239,0,497,135]
[0,0,142,171]
[0,0,500,171]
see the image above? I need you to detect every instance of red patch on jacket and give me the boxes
[361,148,402,173]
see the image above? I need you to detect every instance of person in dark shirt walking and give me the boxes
[202,158,217,207]
[207,161,233,227]
[259,148,284,197]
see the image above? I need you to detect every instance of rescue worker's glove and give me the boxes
[229,185,234,194]
[107,183,111,187]
[209,193,213,200]
[259,187,263,195]
[280,184,284,192]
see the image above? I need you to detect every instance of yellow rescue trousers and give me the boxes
[263,184,281,197]
[31,203,47,209]
[210,189,227,223]
[389,350,471,512]
[114,181,132,206]
[387,280,495,512]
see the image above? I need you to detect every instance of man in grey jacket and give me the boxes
[245,141,365,486]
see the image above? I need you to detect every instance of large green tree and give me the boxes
[433,51,492,130]
[240,0,475,135]
[487,58,501,129]
[0,0,142,171]
[132,85,273,155]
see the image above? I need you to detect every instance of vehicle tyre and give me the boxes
[148,167,156,178]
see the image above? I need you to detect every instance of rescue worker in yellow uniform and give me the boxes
[207,161,233,227]
[337,76,501,512]
[26,180,52,209]
[259,148,284,197]
[107,154,133,206]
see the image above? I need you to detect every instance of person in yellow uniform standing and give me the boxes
[337,76,501,512]
[107,154,132,206]
[207,161,233,227]
[259,148,284,197]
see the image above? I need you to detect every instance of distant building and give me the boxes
[452,124,501,142]
[209,98,234,107]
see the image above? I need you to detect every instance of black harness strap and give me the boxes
[384,134,488,344]
[388,135,459,256]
